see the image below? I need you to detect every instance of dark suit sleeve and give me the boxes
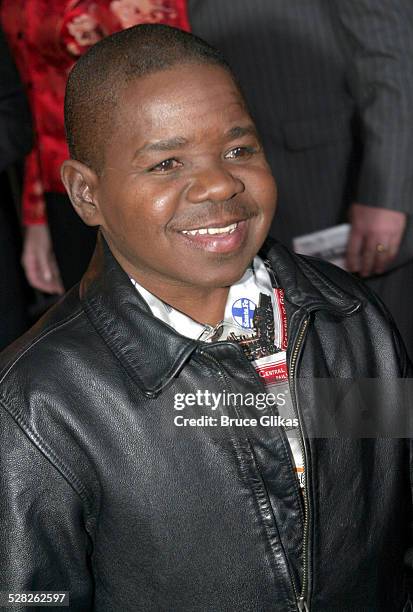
[0,26,32,172]
[330,0,413,214]
[0,405,94,611]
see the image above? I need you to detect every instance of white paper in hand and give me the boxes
[292,224,351,270]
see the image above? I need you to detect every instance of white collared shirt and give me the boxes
[131,256,275,342]
[131,258,304,488]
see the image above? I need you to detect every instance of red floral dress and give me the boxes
[1,0,190,225]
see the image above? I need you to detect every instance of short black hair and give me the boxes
[64,24,234,173]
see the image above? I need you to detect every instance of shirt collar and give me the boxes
[130,256,274,341]
[130,279,208,340]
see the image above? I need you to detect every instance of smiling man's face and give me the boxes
[90,63,277,292]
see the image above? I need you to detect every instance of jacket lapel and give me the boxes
[80,233,198,397]
[261,239,361,316]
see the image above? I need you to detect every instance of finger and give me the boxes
[361,235,398,277]
[346,230,364,272]
[36,245,54,284]
[21,252,49,292]
[47,280,65,295]
[371,252,390,276]
[48,257,65,295]
[22,254,42,291]
[371,244,398,276]
[359,246,377,277]
[359,232,383,277]
[42,252,64,295]
[24,260,57,293]
[23,249,64,295]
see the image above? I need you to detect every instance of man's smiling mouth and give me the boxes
[176,219,250,255]
[181,222,238,236]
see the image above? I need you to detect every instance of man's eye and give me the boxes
[224,146,257,160]
[149,158,181,172]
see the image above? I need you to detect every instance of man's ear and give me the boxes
[61,159,102,227]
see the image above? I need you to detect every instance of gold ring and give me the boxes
[376,243,388,253]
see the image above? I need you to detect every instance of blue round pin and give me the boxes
[232,298,256,329]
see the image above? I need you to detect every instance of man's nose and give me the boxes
[186,164,245,203]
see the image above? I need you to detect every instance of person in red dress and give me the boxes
[1,0,189,292]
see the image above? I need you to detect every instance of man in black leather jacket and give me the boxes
[0,25,412,612]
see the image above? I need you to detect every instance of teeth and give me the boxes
[182,222,238,236]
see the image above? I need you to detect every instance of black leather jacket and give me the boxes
[0,236,411,611]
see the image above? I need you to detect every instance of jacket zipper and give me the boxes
[201,321,312,612]
[289,316,310,612]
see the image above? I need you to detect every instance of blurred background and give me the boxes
[1,0,412,360]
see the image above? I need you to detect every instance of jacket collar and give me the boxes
[260,239,361,316]
[80,234,199,397]
[80,234,361,396]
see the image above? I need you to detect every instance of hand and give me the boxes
[22,225,64,295]
[346,203,407,277]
